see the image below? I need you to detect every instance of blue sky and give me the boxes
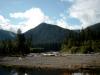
[0,0,100,33]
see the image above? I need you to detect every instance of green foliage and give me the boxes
[61,27,100,54]
[61,44,69,52]
[0,29,30,56]
[70,46,79,54]
[79,46,92,53]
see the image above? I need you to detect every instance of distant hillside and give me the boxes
[0,29,16,40]
[85,23,100,32]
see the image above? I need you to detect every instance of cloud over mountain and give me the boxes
[10,8,48,33]
[69,0,100,28]
[0,0,100,33]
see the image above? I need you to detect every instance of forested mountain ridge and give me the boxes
[0,29,16,40]
[86,23,100,32]
[61,23,100,53]
[0,23,100,55]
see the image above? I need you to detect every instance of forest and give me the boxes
[61,27,100,53]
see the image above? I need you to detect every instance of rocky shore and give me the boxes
[0,54,100,70]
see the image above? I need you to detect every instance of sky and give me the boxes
[0,0,100,33]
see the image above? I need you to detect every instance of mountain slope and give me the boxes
[86,23,100,32]
[25,23,74,44]
[0,29,16,40]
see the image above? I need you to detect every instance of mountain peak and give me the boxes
[37,23,53,28]
[39,22,47,25]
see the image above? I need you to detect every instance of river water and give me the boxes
[0,67,100,75]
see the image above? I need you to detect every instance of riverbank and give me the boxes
[0,54,100,70]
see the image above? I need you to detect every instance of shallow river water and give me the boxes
[0,67,100,75]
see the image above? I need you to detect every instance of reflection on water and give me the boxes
[0,67,100,75]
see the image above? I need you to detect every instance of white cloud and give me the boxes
[10,13,24,19]
[0,15,14,31]
[0,15,10,25]
[45,13,80,30]
[45,16,55,24]
[1,7,72,33]
[56,19,68,28]
[10,8,48,33]
[60,14,67,20]
[45,15,74,30]
[56,18,81,29]
[69,0,100,28]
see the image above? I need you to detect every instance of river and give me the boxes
[0,67,100,75]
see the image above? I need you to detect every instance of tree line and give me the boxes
[0,29,31,56]
[0,26,100,56]
[61,28,100,53]
[0,29,61,56]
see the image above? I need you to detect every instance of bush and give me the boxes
[70,46,79,54]
[80,46,94,53]
[61,44,71,53]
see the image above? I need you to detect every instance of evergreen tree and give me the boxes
[16,29,26,55]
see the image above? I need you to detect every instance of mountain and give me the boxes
[24,23,75,45]
[72,23,100,33]
[0,29,16,40]
[0,23,99,42]
[85,23,100,32]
